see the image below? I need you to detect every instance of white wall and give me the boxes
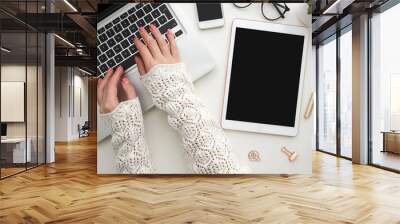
[71,72,89,138]
[1,65,26,138]
[1,64,47,164]
[1,65,41,137]
[54,67,89,141]
[54,66,68,141]
[1,82,25,122]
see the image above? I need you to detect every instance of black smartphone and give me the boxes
[196,3,224,29]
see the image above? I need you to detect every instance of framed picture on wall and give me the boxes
[1,81,25,122]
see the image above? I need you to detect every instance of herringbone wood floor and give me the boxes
[1,134,400,224]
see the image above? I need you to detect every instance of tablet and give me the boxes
[221,19,309,136]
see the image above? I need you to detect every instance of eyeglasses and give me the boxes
[233,2,290,21]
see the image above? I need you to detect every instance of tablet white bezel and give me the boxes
[221,19,309,136]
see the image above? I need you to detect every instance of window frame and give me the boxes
[316,24,353,161]
[0,0,48,180]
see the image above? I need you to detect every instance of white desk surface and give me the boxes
[1,138,26,144]
[98,3,313,174]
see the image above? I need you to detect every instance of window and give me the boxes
[316,25,353,159]
[339,28,352,158]
[317,36,337,154]
[370,2,400,171]
[0,1,47,179]
[390,74,400,131]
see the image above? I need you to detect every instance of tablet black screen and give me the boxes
[226,27,304,127]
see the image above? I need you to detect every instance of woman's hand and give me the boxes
[98,25,178,113]
[133,24,180,76]
[97,66,137,114]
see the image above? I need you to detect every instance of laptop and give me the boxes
[97,3,215,141]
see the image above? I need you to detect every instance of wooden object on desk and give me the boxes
[281,147,299,161]
[304,92,314,119]
[382,131,400,154]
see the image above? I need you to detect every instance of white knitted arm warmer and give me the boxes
[141,63,239,174]
[101,98,152,174]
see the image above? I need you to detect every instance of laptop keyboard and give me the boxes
[97,3,184,78]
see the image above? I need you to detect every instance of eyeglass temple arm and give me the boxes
[272,3,285,18]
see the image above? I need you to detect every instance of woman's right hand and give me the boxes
[133,24,180,76]
[97,66,137,114]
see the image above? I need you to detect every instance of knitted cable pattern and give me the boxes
[141,63,240,174]
[101,98,153,174]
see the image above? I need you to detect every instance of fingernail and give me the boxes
[150,24,155,29]
[122,77,129,84]
[139,26,144,31]
[167,29,171,33]
[107,67,112,72]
